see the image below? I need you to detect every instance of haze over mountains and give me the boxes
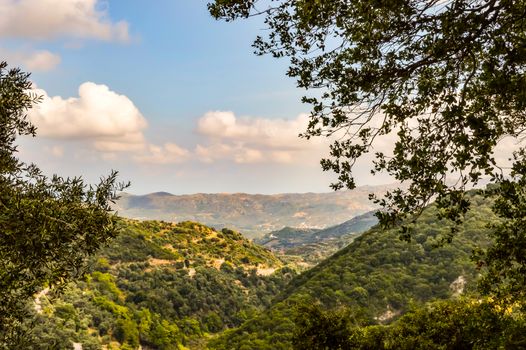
[114,184,397,238]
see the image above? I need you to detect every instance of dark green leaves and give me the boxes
[209,0,526,232]
[209,0,526,304]
[0,62,128,347]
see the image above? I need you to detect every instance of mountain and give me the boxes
[113,185,397,238]
[257,211,379,265]
[208,193,496,349]
[28,220,297,349]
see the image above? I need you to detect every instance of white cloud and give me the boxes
[195,111,326,164]
[197,111,314,150]
[195,143,265,164]
[23,50,61,71]
[194,143,233,163]
[29,99,351,167]
[134,143,190,164]
[94,138,146,153]
[30,82,148,146]
[28,82,192,164]
[1,48,61,72]
[0,0,130,42]
[29,81,148,156]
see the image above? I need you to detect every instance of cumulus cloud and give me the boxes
[0,0,130,42]
[30,82,148,147]
[197,111,314,150]
[28,94,342,167]
[195,143,265,164]
[28,82,192,164]
[195,111,326,164]
[2,48,61,72]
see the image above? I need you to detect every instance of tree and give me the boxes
[208,0,526,300]
[293,298,526,350]
[292,302,356,350]
[0,62,128,346]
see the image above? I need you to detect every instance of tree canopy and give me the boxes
[208,0,526,301]
[209,0,526,223]
[0,62,127,346]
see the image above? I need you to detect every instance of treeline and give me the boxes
[293,297,526,349]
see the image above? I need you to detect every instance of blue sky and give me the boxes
[2,0,391,194]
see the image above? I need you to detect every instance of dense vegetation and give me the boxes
[25,220,296,349]
[0,62,127,347]
[293,297,526,350]
[15,192,526,349]
[209,193,498,349]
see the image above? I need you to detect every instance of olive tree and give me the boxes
[0,62,128,346]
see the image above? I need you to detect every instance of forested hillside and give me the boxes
[23,194,518,350]
[27,220,296,349]
[209,194,496,349]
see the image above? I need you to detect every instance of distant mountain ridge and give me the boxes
[257,211,379,264]
[114,184,397,238]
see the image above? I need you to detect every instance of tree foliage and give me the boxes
[292,302,355,350]
[292,298,526,350]
[0,62,127,346]
[478,160,526,303]
[208,0,526,303]
[209,0,526,224]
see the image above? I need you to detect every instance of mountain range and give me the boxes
[114,184,397,238]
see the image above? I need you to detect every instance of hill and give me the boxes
[257,211,378,265]
[208,193,496,349]
[27,220,297,349]
[113,185,396,238]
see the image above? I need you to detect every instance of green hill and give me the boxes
[25,193,504,349]
[27,220,297,349]
[257,211,378,265]
[209,194,496,349]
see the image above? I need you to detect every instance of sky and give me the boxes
[1,0,394,195]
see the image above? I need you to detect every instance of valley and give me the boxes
[28,192,506,349]
[256,211,378,265]
[3,2,525,349]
